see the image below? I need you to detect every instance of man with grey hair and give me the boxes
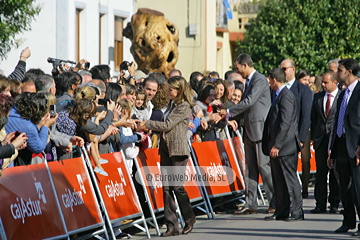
[224,80,235,108]
[328,59,340,73]
[78,69,93,85]
[228,72,246,86]
[35,74,56,94]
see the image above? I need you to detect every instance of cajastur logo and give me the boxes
[34,182,47,203]
[77,174,86,194]
[105,168,127,201]
[61,175,85,212]
[10,182,45,223]
[118,168,127,186]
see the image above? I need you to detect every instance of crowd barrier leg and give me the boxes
[188,154,213,219]
[120,153,150,239]
[297,172,303,187]
[0,219,6,240]
[188,141,216,219]
[43,160,71,240]
[81,147,114,240]
[133,156,161,236]
[173,194,185,228]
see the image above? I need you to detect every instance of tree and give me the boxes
[0,0,40,60]
[236,0,360,74]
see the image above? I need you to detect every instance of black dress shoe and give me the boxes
[285,214,304,221]
[334,225,354,233]
[264,214,287,221]
[182,217,196,234]
[302,191,308,198]
[310,206,326,214]
[352,230,360,236]
[329,206,338,213]
[161,229,179,237]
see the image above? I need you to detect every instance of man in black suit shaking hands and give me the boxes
[262,68,303,221]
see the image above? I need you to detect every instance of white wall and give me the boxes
[0,0,135,77]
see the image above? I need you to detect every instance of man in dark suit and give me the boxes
[222,53,275,214]
[310,72,340,214]
[280,59,313,198]
[262,67,303,221]
[328,58,360,234]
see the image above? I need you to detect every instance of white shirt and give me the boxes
[144,100,154,120]
[275,84,287,98]
[286,78,296,89]
[345,79,358,104]
[247,69,256,85]
[323,88,339,114]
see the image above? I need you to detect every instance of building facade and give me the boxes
[0,0,135,77]
[1,0,259,80]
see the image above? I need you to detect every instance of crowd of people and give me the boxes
[1,46,360,238]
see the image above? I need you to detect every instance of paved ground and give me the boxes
[128,187,357,240]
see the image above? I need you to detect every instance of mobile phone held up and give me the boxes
[98,98,110,106]
[84,62,90,69]
[50,104,57,118]
[11,131,22,141]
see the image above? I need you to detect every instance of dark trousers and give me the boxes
[301,129,311,192]
[271,153,303,217]
[314,135,340,209]
[334,137,360,229]
[244,133,275,209]
[160,141,195,231]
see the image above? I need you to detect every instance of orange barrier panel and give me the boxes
[191,139,245,198]
[136,148,164,211]
[297,143,316,173]
[89,152,143,220]
[0,164,67,240]
[136,148,203,211]
[48,157,103,232]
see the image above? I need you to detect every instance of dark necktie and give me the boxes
[325,93,332,117]
[245,78,250,88]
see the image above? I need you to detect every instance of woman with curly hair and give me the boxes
[149,83,169,148]
[6,92,57,166]
[150,83,169,121]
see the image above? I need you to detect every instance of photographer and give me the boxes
[47,57,76,77]
[118,61,136,85]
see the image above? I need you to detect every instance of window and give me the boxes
[75,8,82,62]
[99,13,105,63]
[114,17,124,72]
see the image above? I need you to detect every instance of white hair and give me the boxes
[328,59,340,67]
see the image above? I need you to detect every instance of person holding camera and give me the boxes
[118,61,136,85]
